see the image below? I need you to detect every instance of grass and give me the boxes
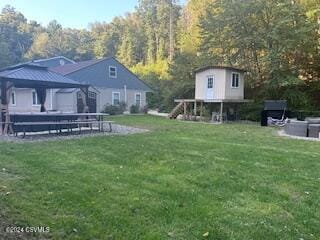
[0,115,320,239]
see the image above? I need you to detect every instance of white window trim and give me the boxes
[109,66,117,78]
[31,90,40,106]
[231,72,240,88]
[135,93,141,106]
[11,91,16,106]
[112,91,120,105]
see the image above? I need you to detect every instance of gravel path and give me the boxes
[0,124,148,143]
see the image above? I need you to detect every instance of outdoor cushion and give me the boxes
[305,117,320,124]
[284,120,308,137]
[308,124,320,138]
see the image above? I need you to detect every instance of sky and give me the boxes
[0,0,142,29]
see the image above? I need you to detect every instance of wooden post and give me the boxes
[194,101,197,121]
[220,101,224,124]
[200,101,203,122]
[183,101,187,120]
[81,87,89,113]
[1,80,13,135]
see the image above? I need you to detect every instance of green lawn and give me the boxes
[0,115,319,239]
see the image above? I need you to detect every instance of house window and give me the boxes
[231,73,240,88]
[135,93,141,107]
[32,90,40,105]
[112,92,120,105]
[207,76,213,89]
[109,66,117,78]
[11,91,16,106]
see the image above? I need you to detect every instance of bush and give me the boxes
[130,105,140,114]
[238,102,263,122]
[142,105,149,114]
[102,102,126,115]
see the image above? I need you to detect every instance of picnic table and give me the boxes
[10,112,112,137]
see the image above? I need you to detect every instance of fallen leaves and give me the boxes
[203,232,209,237]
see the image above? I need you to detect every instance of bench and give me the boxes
[13,121,114,138]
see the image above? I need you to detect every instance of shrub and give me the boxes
[238,102,263,122]
[130,105,140,114]
[142,105,149,114]
[102,102,126,115]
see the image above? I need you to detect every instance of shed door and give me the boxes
[206,76,214,99]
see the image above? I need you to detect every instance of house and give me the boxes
[8,56,151,113]
[170,66,251,122]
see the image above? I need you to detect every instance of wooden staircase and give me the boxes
[169,101,187,119]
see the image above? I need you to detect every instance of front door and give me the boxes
[206,75,214,99]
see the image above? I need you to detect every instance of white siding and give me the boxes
[8,87,147,113]
[224,70,244,100]
[9,88,54,113]
[195,68,226,100]
[98,88,147,112]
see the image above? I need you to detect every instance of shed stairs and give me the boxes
[169,101,188,119]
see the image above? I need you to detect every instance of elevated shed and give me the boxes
[170,66,252,122]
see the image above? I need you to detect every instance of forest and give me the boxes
[0,0,319,113]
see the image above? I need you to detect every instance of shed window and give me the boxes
[32,91,40,105]
[207,76,213,89]
[112,92,120,105]
[11,91,16,106]
[135,93,141,107]
[231,73,240,88]
[109,66,117,78]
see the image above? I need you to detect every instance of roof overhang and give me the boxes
[194,65,246,74]
[0,64,89,89]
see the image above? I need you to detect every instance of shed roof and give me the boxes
[194,65,246,74]
[0,64,88,89]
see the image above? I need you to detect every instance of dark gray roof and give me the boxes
[52,59,103,75]
[195,65,246,73]
[0,64,88,89]
[51,57,152,92]
[33,56,75,68]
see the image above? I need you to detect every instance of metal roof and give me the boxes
[194,65,246,73]
[51,57,152,92]
[0,64,88,89]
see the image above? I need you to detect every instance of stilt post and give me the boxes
[200,101,203,122]
[194,100,197,121]
[220,101,224,123]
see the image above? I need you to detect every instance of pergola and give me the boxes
[0,63,89,135]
